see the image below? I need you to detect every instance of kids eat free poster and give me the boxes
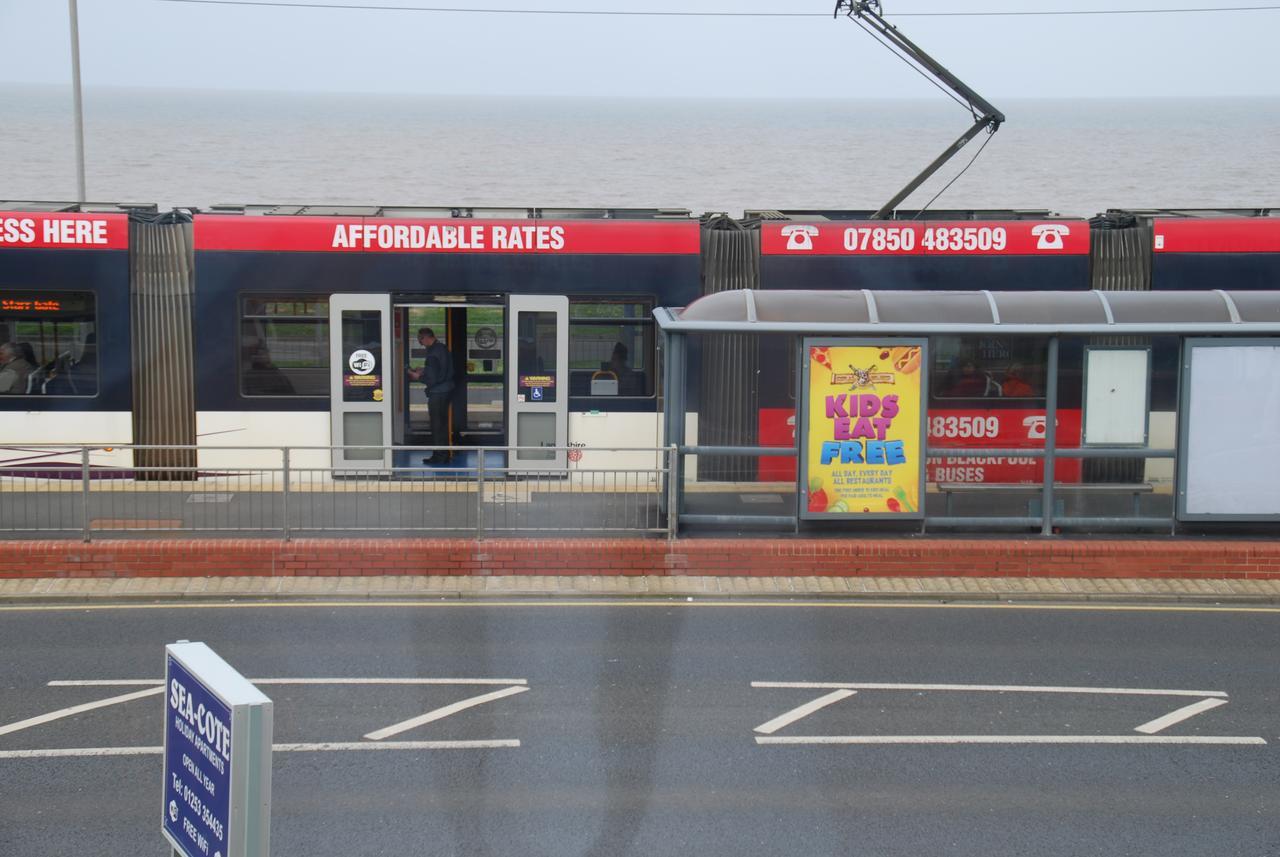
[803,341,926,518]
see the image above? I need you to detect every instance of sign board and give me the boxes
[1178,340,1280,521]
[195,215,700,256]
[163,642,272,857]
[0,212,129,249]
[800,339,927,519]
[1084,348,1150,447]
[761,221,1090,257]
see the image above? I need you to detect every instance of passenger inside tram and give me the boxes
[0,342,34,394]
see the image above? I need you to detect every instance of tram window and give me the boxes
[239,295,329,397]
[569,299,655,398]
[0,290,97,397]
[932,336,1047,400]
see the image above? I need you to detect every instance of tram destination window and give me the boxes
[240,296,329,397]
[0,290,97,397]
[932,336,1047,400]
[569,299,655,398]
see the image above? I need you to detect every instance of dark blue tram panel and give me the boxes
[758,217,1092,292]
[1152,217,1280,291]
[0,211,132,416]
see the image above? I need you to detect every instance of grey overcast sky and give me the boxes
[1,0,1278,99]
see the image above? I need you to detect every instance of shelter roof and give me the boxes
[655,290,1280,335]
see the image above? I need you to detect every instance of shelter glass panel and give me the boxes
[931,335,1048,401]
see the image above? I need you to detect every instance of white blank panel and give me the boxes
[1084,349,1149,445]
[1184,345,1280,516]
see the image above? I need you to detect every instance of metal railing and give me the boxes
[672,442,1177,534]
[0,445,677,541]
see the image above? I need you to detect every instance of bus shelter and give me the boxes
[656,289,1280,536]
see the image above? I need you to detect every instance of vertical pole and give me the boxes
[1040,336,1059,536]
[666,445,678,541]
[669,333,688,522]
[794,336,803,535]
[475,448,485,541]
[659,329,673,517]
[281,447,291,542]
[68,0,87,202]
[80,447,91,542]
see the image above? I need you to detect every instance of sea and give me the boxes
[2,84,1278,217]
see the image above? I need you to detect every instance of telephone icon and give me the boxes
[780,224,820,251]
[1022,415,1061,439]
[1031,223,1071,251]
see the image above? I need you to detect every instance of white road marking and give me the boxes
[0,746,163,758]
[47,680,161,687]
[364,685,530,741]
[0,686,164,737]
[0,740,519,759]
[48,678,529,687]
[277,740,520,751]
[1134,697,1230,735]
[754,689,857,735]
[755,735,1266,746]
[751,682,1228,698]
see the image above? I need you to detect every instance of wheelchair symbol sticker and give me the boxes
[531,387,544,401]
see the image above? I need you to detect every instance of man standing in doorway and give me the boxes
[407,327,455,464]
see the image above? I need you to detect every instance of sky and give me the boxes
[1,0,1279,99]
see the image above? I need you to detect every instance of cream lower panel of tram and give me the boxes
[0,411,134,469]
[197,411,331,472]
[194,410,699,481]
[567,411,698,482]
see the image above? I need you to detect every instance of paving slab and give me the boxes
[3,575,1280,604]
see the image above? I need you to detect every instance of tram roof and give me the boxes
[204,204,695,220]
[654,289,1280,335]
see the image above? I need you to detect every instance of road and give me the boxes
[1,598,1278,856]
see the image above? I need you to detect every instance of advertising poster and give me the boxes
[927,408,1083,484]
[801,340,926,519]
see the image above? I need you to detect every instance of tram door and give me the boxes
[395,300,506,449]
[508,295,569,471]
[329,294,392,469]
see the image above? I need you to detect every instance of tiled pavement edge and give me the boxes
[2,575,1279,604]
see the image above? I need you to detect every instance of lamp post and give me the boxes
[68,0,87,202]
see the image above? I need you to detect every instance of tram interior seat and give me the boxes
[35,352,80,396]
[571,367,645,397]
[24,365,47,395]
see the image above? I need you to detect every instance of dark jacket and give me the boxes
[422,340,455,395]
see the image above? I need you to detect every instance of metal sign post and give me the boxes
[162,642,273,857]
[67,0,87,202]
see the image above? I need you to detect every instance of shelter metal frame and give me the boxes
[656,289,1280,536]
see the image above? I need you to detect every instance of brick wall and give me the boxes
[1,538,1279,579]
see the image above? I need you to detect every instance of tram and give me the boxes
[0,201,1276,484]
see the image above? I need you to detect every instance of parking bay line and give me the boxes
[756,735,1266,746]
[751,682,1228,698]
[48,678,529,687]
[1135,697,1230,734]
[0,740,520,760]
[0,686,164,738]
[364,685,530,741]
[754,689,856,735]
